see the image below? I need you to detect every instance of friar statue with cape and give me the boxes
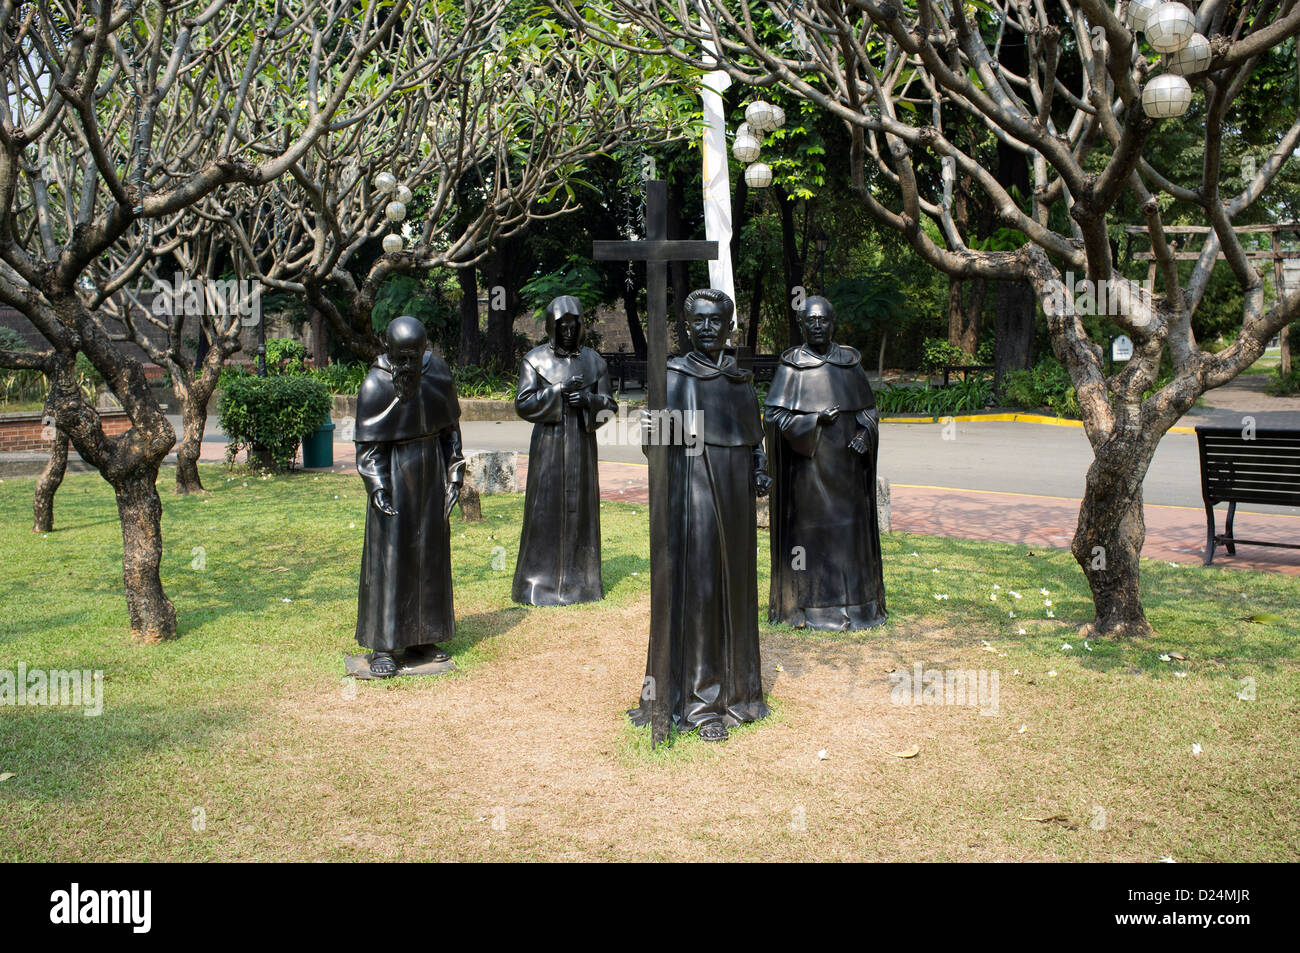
[764,296,887,631]
[628,288,771,742]
[354,316,464,677]
[513,295,618,605]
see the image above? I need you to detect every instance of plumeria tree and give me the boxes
[561,0,1300,638]
[0,0,416,640]
[222,3,698,366]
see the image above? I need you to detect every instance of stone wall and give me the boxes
[0,411,131,452]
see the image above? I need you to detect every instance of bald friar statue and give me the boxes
[764,296,887,631]
[354,316,464,677]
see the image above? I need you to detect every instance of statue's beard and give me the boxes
[393,369,418,402]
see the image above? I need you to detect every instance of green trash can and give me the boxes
[301,416,335,469]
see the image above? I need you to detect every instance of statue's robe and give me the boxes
[513,343,617,605]
[764,343,887,630]
[630,351,770,732]
[354,351,464,652]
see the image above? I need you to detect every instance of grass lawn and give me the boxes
[0,464,1297,861]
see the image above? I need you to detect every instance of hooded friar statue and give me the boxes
[763,295,887,631]
[512,295,618,605]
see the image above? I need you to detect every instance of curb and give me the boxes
[881,411,1197,435]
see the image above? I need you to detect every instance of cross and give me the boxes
[594,179,717,748]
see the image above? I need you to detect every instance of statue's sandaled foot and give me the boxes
[698,721,729,742]
[369,652,398,678]
[407,643,451,664]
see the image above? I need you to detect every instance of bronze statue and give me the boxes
[513,296,618,605]
[628,289,771,742]
[354,316,464,677]
[764,296,887,631]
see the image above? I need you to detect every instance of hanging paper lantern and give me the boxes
[1125,0,1158,32]
[732,134,762,163]
[1141,73,1192,118]
[385,200,407,222]
[736,122,752,139]
[770,104,786,129]
[375,171,397,193]
[1145,3,1195,53]
[395,185,413,205]
[744,162,773,188]
[1167,31,1211,75]
[382,233,403,254]
[745,101,778,132]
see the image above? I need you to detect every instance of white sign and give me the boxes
[1112,335,1134,361]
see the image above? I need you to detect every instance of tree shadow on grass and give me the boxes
[0,702,246,804]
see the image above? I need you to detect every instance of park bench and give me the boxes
[940,363,994,386]
[1196,425,1300,564]
[600,352,647,392]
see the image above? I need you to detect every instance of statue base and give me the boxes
[344,652,457,680]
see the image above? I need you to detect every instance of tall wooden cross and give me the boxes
[594,179,718,748]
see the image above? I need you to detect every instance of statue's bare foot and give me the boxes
[698,721,729,742]
[369,652,398,678]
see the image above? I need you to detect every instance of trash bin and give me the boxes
[301,416,335,468]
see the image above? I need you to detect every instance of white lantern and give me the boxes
[375,171,397,193]
[770,104,786,129]
[744,162,773,189]
[1167,31,1211,75]
[382,233,403,254]
[395,185,413,205]
[735,122,752,139]
[1145,3,1195,53]
[732,134,762,163]
[1141,73,1192,118]
[385,201,407,222]
[745,101,778,132]
[1125,0,1158,32]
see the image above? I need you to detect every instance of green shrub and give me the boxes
[218,374,332,471]
[1000,358,1080,418]
[452,364,517,400]
[920,338,976,373]
[308,362,368,396]
[875,375,992,416]
[0,327,29,352]
[1265,367,1300,397]
[265,337,307,374]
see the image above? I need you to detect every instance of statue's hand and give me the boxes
[444,481,461,521]
[849,430,870,455]
[371,489,398,517]
[754,469,772,498]
[562,374,585,393]
[818,405,841,426]
[564,388,586,407]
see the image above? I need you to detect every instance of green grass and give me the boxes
[1,464,1297,860]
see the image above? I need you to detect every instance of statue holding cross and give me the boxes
[595,181,771,746]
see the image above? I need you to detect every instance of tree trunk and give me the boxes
[877,331,888,380]
[33,427,69,533]
[777,186,804,347]
[457,265,481,367]
[309,305,328,368]
[1071,450,1155,639]
[948,277,984,355]
[622,281,647,359]
[114,468,178,642]
[173,374,214,494]
[746,264,764,352]
[994,280,1035,390]
[1281,323,1293,376]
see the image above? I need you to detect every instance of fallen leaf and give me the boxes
[1241,613,1284,624]
[1169,652,1187,661]
[269,566,290,573]
[0,773,14,782]
[888,744,920,759]
[816,749,828,760]
[1019,813,1078,829]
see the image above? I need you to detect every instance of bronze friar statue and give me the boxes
[354,316,464,677]
[764,296,887,631]
[513,296,617,606]
[629,289,771,742]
